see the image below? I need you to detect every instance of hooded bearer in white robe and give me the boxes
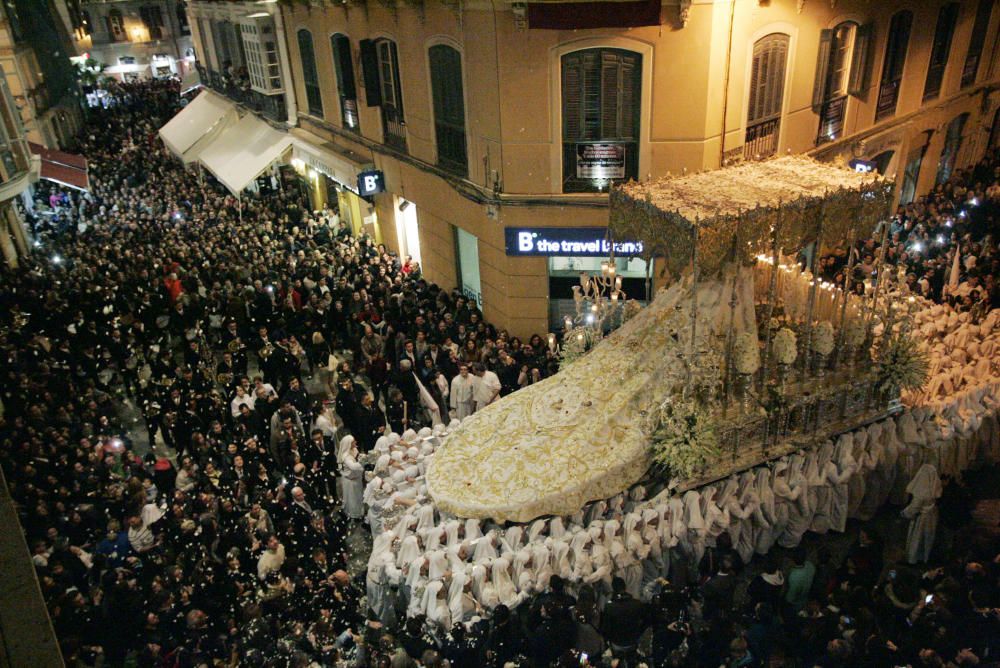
[902,464,942,564]
[337,435,365,519]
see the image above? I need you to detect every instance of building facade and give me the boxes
[186,0,298,124]
[0,60,39,266]
[0,0,84,149]
[78,0,195,82]
[200,0,1000,339]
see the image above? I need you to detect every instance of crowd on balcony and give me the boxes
[0,80,998,668]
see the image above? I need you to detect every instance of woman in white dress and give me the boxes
[337,435,365,519]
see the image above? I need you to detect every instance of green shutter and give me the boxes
[812,29,833,112]
[848,23,874,97]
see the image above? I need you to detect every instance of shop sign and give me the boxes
[505,227,644,257]
[357,169,385,197]
[576,143,625,179]
[849,158,877,173]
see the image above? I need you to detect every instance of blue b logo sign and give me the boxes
[357,170,385,196]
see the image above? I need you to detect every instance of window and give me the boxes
[899,141,928,205]
[140,6,164,40]
[331,34,359,132]
[876,11,912,121]
[924,3,959,101]
[3,1,23,42]
[378,39,406,149]
[871,150,895,176]
[936,113,968,184]
[990,108,1000,150]
[240,19,281,91]
[561,48,641,193]
[359,38,406,149]
[177,2,190,36]
[297,29,323,117]
[429,45,467,175]
[745,33,789,160]
[107,9,125,42]
[962,0,994,87]
[813,21,873,143]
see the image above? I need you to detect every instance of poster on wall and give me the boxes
[576,144,625,179]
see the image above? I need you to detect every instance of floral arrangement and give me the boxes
[844,317,867,349]
[773,327,798,366]
[559,327,599,366]
[812,321,835,356]
[733,331,761,375]
[649,400,721,480]
[875,332,930,394]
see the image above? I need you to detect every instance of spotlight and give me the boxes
[912,242,923,253]
[936,235,945,245]
[51,254,63,264]
[970,197,978,206]
[32,239,41,248]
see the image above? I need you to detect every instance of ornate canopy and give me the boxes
[609,155,894,279]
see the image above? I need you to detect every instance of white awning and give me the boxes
[198,113,293,195]
[158,89,237,164]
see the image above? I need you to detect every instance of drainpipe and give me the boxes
[718,0,737,167]
[271,2,298,127]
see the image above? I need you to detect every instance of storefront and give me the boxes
[289,130,380,242]
[504,226,651,330]
[454,226,482,307]
[393,196,421,266]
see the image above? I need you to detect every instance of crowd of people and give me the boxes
[816,152,999,319]
[0,79,998,668]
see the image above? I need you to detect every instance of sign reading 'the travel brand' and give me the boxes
[576,143,625,180]
[504,227,644,257]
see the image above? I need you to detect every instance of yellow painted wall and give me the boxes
[279,0,1000,338]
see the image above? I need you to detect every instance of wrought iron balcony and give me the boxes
[195,64,286,124]
[743,117,780,161]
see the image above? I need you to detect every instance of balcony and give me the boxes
[743,117,780,161]
[875,79,900,122]
[381,104,406,152]
[815,95,846,145]
[196,64,286,124]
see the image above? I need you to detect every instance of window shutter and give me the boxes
[332,35,356,100]
[581,51,601,140]
[391,42,404,119]
[848,23,874,97]
[619,54,639,140]
[749,34,789,123]
[812,29,833,112]
[601,52,622,139]
[359,39,381,107]
[562,54,582,141]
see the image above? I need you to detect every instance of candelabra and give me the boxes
[564,258,627,333]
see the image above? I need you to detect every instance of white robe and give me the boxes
[449,374,477,419]
[902,464,942,564]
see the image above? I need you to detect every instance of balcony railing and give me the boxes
[381,104,406,152]
[196,64,286,124]
[743,117,780,161]
[875,79,900,122]
[816,95,847,145]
